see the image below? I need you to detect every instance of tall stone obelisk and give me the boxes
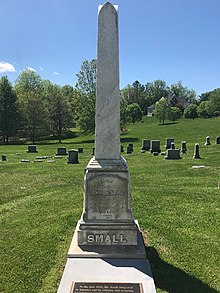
[95,3,120,160]
[57,3,156,292]
[69,2,145,258]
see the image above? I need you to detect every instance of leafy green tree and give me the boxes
[205,88,220,116]
[126,103,142,124]
[47,85,74,143]
[76,59,96,95]
[75,59,96,133]
[120,97,128,130]
[75,92,96,133]
[184,104,198,119]
[197,101,209,118]
[169,81,197,104]
[145,80,169,107]
[14,69,47,143]
[168,107,182,122]
[121,81,147,114]
[0,76,19,143]
[154,97,169,124]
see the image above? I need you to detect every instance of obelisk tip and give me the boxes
[98,2,118,14]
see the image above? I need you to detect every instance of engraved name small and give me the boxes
[87,234,127,244]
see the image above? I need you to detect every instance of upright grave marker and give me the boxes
[58,3,156,292]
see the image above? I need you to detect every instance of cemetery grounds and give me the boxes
[0,117,219,293]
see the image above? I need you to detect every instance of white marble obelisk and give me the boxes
[95,2,120,160]
[57,4,156,292]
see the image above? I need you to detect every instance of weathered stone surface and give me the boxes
[205,136,211,145]
[170,142,175,149]
[56,147,67,155]
[165,149,182,160]
[84,173,132,221]
[26,145,38,153]
[67,149,79,164]
[193,143,201,159]
[141,139,150,151]
[2,154,7,161]
[150,140,161,153]
[78,147,84,153]
[165,138,174,149]
[95,3,120,160]
[181,141,187,153]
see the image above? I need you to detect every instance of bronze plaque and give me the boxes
[70,282,143,293]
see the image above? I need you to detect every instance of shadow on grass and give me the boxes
[158,122,178,126]
[120,137,139,143]
[147,246,217,293]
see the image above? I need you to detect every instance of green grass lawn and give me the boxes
[0,117,220,293]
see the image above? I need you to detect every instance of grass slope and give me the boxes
[0,117,220,293]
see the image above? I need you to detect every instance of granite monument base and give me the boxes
[57,258,156,293]
[68,220,146,259]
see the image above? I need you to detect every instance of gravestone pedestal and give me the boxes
[69,156,146,258]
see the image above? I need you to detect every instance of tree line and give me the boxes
[0,59,219,143]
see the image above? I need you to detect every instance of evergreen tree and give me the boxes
[0,76,19,143]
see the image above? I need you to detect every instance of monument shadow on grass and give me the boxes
[146,246,217,293]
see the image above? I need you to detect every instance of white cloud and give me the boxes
[53,72,59,75]
[39,66,43,71]
[26,66,36,72]
[0,62,16,73]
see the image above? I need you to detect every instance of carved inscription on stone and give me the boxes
[87,233,127,244]
[71,282,143,293]
[86,174,130,221]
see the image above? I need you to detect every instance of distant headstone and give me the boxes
[92,147,95,155]
[141,150,146,153]
[128,143,134,152]
[170,142,175,149]
[54,155,63,159]
[16,153,23,156]
[56,147,67,155]
[160,152,166,156]
[78,147,84,153]
[20,159,30,163]
[36,156,51,159]
[47,160,56,163]
[127,145,132,154]
[205,136,211,145]
[165,149,182,160]
[193,143,201,159]
[34,159,43,163]
[181,141,187,153]
[150,140,161,153]
[67,149,79,164]
[2,154,7,161]
[165,138,174,149]
[153,152,158,156]
[27,145,38,153]
[215,136,220,144]
[141,139,150,151]
[121,145,124,153]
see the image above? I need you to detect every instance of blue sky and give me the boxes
[0,0,219,96]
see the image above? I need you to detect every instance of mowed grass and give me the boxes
[0,117,220,293]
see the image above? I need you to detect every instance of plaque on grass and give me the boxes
[71,282,143,293]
